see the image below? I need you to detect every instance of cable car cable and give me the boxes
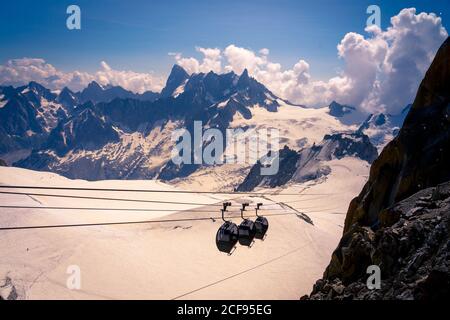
[0,190,223,206]
[171,245,306,300]
[0,212,299,231]
[0,185,334,196]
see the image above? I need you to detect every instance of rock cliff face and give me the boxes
[305,37,450,300]
[308,182,450,300]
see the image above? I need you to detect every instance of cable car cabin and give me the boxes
[216,221,239,254]
[238,219,256,246]
[254,216,269,240]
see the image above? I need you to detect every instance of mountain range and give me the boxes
[0,64,409,188]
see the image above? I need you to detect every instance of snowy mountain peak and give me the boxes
[57,87,78,109]
[240,68,249,79]
[160,64,190,98]
[24,81,57,101]
[236,68,251,88]
[86,80,104,90]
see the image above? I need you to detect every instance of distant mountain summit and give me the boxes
[327,101,367,125]
[160,64,190,98]
[78,81,160,104]
[56,87,78,109]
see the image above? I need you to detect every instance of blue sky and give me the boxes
[1,0,448,80]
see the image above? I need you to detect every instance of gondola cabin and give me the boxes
[215,202,238,254]
[238,219,256,246]
[216,221,239,254]
[254,216,269,239]
[237,203,256,247]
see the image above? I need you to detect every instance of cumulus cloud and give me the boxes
[170,8,447,114]
[95,61,164,93]
[172,47,222,74]
[0,58,164,93]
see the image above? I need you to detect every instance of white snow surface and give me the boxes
[0,157,368,299]
[229,100,352,149]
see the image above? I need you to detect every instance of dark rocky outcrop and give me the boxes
[328,101,368,125]
[160,64,190,98]
[0,83,59,156]
[306,182,450,300]
[0,277,18,300]
[0,158,7,166]
[305,37,450,300]
[237,146,301,191]
[237,132,377,191]
[322,132,378,163]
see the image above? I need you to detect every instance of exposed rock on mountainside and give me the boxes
[56,87,79,110]
[0,82,65,157]
[357,105,411,148]
[0,277,18,300]
[307,182,450,300]
[45,108,120,155]
[328,100,411,148]
[328,101,367,125]
[237,146,301,191]
[0,80,159,161]
[160,64,189,98]
[237,132,377,191]
[306,37,450,300]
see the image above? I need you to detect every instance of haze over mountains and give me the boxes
[0,64,409,189]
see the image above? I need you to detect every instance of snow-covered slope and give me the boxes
[16,120,182,180]
[0,165,367,299]
[169,100,355,191]
[229,100,350,148]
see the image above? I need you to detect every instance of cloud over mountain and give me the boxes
[172,8,447,114]
[0,58,164,93]
[171,47,222,74]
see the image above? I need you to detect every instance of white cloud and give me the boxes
[362,8,448,113]
[95,61,164,93]
[172,47,222,74]
[223,45,266,75]
[170,8,447,114]
[259,48,270,56]
[0,58,164,93]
